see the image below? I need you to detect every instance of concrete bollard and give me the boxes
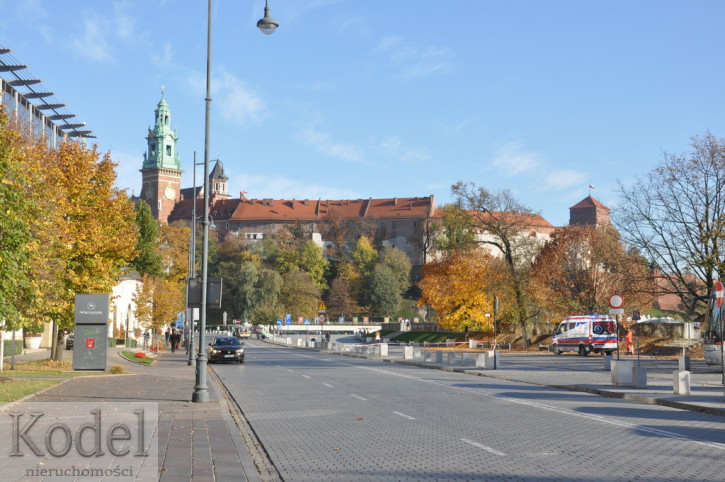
[380,343,388,357]
[424,350,431,361]
[434,351,443,363]
[403,346,414,360]
[309,341,316,348]
[632,366,647,388]
[611,360,634,386]
[673,370,691,395]
[447,352,458,364]
[678,355,691,372]
[469,340,478,349]
[484,350,500,369]
[413,348,422,359]
[476,353,486,368]
[603,354,613,371]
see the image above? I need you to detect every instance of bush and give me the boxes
[134,352,146,359]
[3,339,23,356]
[109,365,125,374]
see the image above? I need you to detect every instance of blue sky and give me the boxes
[1,0,724,227]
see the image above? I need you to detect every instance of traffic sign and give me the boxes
[285,313,292,323]
[285,319,291,326]
[715,281,724,307]
[304,319,310,325]
[276,320,282,326]
[608,294,624,309]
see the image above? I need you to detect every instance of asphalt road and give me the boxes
[213,340,725,481]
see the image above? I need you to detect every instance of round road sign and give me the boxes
[715,281,724,307]
[608,294,624,309]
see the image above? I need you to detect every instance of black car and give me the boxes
[207,336,245,363]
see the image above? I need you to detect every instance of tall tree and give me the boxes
[132,200,162,276]
[279,270,321,319]
[326,277,358,321]
[366,264,401,318]
[529,225,652,321]
[419,249,498,332]
[616,131,725,316]
[451,182,543,347]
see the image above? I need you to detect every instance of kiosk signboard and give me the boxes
[73,294,109,371]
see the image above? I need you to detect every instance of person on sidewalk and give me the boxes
[170,331,179,353]
[624,328,634,355]
[165,328,171,348]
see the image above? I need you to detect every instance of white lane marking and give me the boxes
[357,366,725,451]
[461,438,506,456]
[392,411,415,420]
[302,375,311,379]
[323,383,334,388]
[287,369,294,372]
[351,394,367,401]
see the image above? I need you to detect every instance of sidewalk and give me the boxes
[4,347,261,481]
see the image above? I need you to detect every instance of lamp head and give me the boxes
[257,0,278,35]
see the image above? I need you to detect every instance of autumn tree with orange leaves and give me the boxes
[419,249,500,332]
[529,224,652,322]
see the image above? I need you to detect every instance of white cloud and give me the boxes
[492,141,544,176]
[215,70,268,125]
[377,136,430,165]
[375,35,454,81]
[70,2,139,62]
[233,173,361,201]
[491,141,589,193]
[542,169,588,191]
[297,128,364,164]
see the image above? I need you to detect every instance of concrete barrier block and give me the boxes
[673,370,691,395]
[476,353,486,368]
[469,340,478,349]
[447,352,458,364]
[611,360,633,386]
[632,366,647,388]
[434,351,443,363]
[403,346,414,360]
[380,343,388,357]
[483,350,500,369]
[603,354,613,371]
[413,348,422,359]
[446,339,455,347]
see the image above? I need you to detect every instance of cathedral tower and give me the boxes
[140,90,182,222]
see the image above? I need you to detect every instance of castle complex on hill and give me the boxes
[139,94,610,268]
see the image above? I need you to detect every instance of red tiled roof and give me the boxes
[169,196,435,223]
[570,195,609,211]
[432,208,555,229]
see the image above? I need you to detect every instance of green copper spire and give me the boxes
[143,88,181,170]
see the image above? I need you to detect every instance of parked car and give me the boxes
[207,336,245,364]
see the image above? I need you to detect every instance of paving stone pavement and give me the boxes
[2,346,261,482]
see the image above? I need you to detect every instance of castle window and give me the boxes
[166,145,171,156]
[165,115,169,125]
[150,143,156,155]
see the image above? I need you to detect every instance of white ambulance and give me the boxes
[552,315,618,356]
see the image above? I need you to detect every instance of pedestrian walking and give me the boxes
[624,328,634,355]
[170,330,179,353]
[143,330,150,349]
[165,328,171,348]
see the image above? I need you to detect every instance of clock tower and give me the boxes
[140,90,182,223]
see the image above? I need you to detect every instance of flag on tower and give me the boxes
[589,184,595,189]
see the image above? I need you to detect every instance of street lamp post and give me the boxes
[193,0,279,403]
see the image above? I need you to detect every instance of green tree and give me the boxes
[131,200,162,276]
[351,236,378,278]
[279,270,321,319]
[379,247,412,296]
[434,204,477,254]
[367,264,401,318]
[0,109,34,328]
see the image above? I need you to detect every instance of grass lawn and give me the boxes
[120,351,156,366]
[0,378,61,403]
[0,359,107,404]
